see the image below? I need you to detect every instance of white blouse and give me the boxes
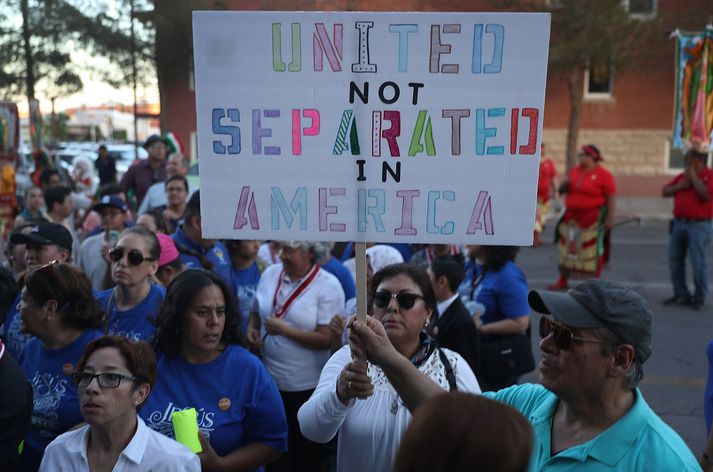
[298,345,481,472]
[39,416,200,472]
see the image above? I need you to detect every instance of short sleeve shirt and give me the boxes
[664,168,713,220]
[564,165,616,212]
[141,345,287,471]
[474,261,530,326]
[538,159,557,201]
[96,285,165,341]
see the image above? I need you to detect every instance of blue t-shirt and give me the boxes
[2,293,31,360]
[141,345,288,471]
[96,284,165,341]
[232,262,261,333]
[19,329,103,471]
[484,384,699,471]
[474,261,529,326]
[173,227,233,287]
[321,257,356,301]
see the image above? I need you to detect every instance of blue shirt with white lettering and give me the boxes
[96,284,165,341]
[19,329,103,471]
[141,345,288,471]
[2,293,31,360]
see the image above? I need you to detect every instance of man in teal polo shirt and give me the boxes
[347,279,699,471]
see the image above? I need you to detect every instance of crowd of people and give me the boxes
[0,136,710,472]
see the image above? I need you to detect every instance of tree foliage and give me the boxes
[0,0,155,102]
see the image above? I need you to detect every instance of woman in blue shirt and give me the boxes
[96,227,165,341]
[18,262,104,471]
[144,269,288,472]
[473,246,532,391]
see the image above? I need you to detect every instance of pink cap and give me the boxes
[157,233,180,267]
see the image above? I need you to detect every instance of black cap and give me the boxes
[10,222,73,253]
[528,279,652,363]
[143,134,167,149]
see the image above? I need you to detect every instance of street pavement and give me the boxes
[518,219,712,456]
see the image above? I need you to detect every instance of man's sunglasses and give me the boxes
[373,291,423,310]
[108,247,156,266]
[539,317,613,351]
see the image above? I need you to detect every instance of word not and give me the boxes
[211,106,539,158]
[233,186,495,236]
[272,22,504,74]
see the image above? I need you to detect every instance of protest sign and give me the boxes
[193,11,550,245]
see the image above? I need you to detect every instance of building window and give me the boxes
[584,58,613,99]
[625,0,656,19]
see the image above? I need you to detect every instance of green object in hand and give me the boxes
[171,408,202,453]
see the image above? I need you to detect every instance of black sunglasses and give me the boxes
[109,247,156,266]
[539,317,612,351]
[72,371,141,389]
[373,291,424,310]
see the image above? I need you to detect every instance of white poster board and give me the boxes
[193,11,550,245]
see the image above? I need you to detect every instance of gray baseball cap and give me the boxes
[528,279,652,363]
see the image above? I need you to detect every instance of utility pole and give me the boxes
[130,0,139,159]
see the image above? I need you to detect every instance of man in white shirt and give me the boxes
[78,195,128,290]
[138,153,196,215]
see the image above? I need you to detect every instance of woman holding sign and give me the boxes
[247,241,345,472]
[40,336,200,471]
[297,263,480,472]
[144,269,288,472]
[550,144,616,290]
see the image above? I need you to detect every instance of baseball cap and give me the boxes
[157,233,180,267]
[528,279,652,362]
[10,222,73,253]
[144,134,167,149]
[93,195,128,213]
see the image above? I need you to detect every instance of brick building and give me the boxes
[156,0,710,202]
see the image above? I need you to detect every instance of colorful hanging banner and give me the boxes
[0,102,19,236]
[28,98,44,151]
[672,27,713,149]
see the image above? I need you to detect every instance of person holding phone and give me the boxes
[78,195,130,290]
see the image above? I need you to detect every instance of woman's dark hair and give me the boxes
[481,246,519,273]
[75,336,156,411]
[393,392,533,472]
[118,226,160,261]
[25,263,103,330]
[165,175,189,192]
[151,269,243,356]
[371,263,437,314]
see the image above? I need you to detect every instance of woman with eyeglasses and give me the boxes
[39,336,200,471]
[142,269,288,472]
[298,263,480,472]
[17,262,104,471]
[96,227,165,341]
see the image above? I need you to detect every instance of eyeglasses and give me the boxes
[373,291,424,310]
[72,371,140,389]
[539,317,613,351]
[109,247,156,266]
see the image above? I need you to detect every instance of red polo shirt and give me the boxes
[664,168,713,220]
[537,158,556,201]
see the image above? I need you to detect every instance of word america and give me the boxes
[233,186,495,236]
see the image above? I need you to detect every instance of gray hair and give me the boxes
[169,152,190,170]
[593,327,644,390]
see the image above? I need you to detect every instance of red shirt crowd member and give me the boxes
[550,144,616,290]
[662,148,713,310]
[534,143,558,246]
